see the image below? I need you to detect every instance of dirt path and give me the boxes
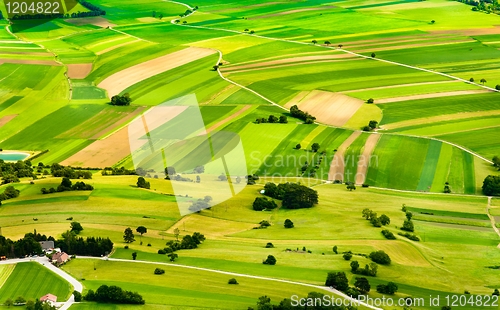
[328,131,361,181]
[375,90,491,104]
[486,197,500,248]
[206,105,252,133]
[80,256,382,310]
[355,133,381,185]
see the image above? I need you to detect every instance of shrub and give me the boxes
[158,249,166,254]
[73,291,82,302]
[401,220,414,232]
[381,230,396,240]
[369,250,391,265]
[343,252,353,260]
[253,197,277,211]
[377,282,398,295]
[398,232,420,241]
[228,278,238,284]
[124,245,129,249]
[284,219,294,228]
[263,255,277,265]
[366,98,374,104]
[154,268,165,275]
[265,242,274,248]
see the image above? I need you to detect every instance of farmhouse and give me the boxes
[52,252,69,264]
[39,241,55,252]
[40,294,57,306]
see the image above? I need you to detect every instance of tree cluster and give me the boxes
[369,250,391,265]
[290,105,316,124]
[325,271,367,297]
[263,182,318,209]
[50,163,93,179]
[376,282,398,295]
[361,208,390,227]
[253,197,278,211]
[0,233,43,258]
[0,185,20,202]
[110,93,132,106]
[41,177,93,194]
[246,174,259,185]
[350,261,378,277]
[0,159,34,184]
[362,120,378,132]
[457,0,500,14]
[84,285,144,304]
[398,232,420,241]
[56,233,113,256]
[161,232,205,254]
[136,177,150,189]
[255,115,288,124]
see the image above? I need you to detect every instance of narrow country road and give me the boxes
[78,256,383,310]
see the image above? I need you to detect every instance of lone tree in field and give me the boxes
[311,143,320,152]
[346,182,356,191]
[111,93,131,106]
[312,39,317,44]
[470,77,475,82]
[136,226,147,241]
[70,222,84,234]
[212,65,219,71]
[263,255,277,265]
[338,44,343,48]
[295,143,301,150]
[496,84,500,90]
[480,78,487,85]
[284,219,294,228]
[324,40,331,45]
[174,228,180,241]
[123,227,135,243]
[132,252,137,260]
[371,52,376,58]
[333,245,338,254]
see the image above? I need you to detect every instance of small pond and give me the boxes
[0,152,30,161]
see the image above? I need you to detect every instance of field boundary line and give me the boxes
[80,256,383,310]
[108,27,154,43]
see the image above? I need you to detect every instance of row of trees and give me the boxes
[361,208,390,227]
[290,105,316,124]
[101,167,136,176]
[84,285,144,304]
[41,177,93,194]
[255,115,288,124]
[362,120,378,132]
[50,163,93,179]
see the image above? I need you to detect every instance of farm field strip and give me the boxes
[328,131,361,181]
[374,90,491,104]
[355,133,381,185]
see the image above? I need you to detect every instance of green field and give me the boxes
[0,263,72,304]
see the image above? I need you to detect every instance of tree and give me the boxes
[123,227,135,243]
[174,228,180,241]
[338,44,343,48]
[228,278,238,284]
[369,120,378,129]
[110,94,131,106]
[284,219,294,228]
[25,300,35,310]
[332,245,338,254]
[136,226,147,241]
[312,39,317,44]
[369,250,391,265]
[483,175,500,196]
[154,268,165,275]
[496,84,500,90]
[256,296,272,310]
[132,252,137,260]
[377,282,398,294]
[4,298,13,307]
[325,272,349,292]
[311,143,320,152]
[268,115,278,123]
[164,166,176,180]
[295,143,301,150]
[470,77,475,82]
[346,182,356,191]
[379,214,390,225]
[367,98,374,103]
[136,177,150,189]
[279,115,288,123]
[343,252,352,260]
[263,255,276,265]
[480,78,487,85]
[253,197,277,211]
[281,183,318,209]
[73,291,82,302]
[493,288,500,296]
[70,222,83,234]
[354,277,370,293]
[402,219,414,232]
[405,211,413,220]
[371,52,376,58]
[431,20,435,24]
[168,253,178,262]
[324,40,331,45]
[350,260,359,272]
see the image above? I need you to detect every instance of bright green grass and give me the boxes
[62,259,316,310]
[343,133,370,183]
[0,262,72,303]
[406,206,490,220]
[380,93,500,124]
[430,143,453,193]
[393,115,500,136]
[344,104,383,129]
[416,140,441,192]
[436,127,500,160]
[365,135,430,190]
[72,86,107,99]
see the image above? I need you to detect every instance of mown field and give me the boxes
[0,262,72,304]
